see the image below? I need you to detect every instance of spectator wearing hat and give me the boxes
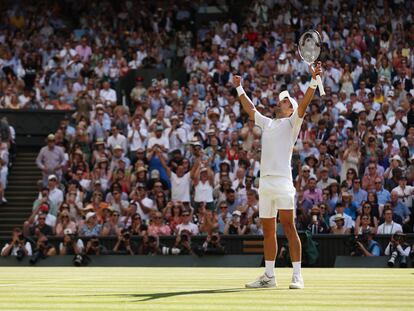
[304,154,320,176]
[36,133,66,185]
[329,202,354,230]
[384,155,404,180]
[109,145,130,172]
[80,212,102,237]
[331,214,351,235]
[317,167,337,190]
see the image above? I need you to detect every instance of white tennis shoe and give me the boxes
[245,274,277,288]
[289,274,304,289]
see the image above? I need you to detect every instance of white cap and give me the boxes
[48,174,57,181]
[232,210,241,217]
[85,212,96,221]
[279,90,298,111]
[63,228,73,235]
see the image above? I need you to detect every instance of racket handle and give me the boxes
[316,75,325,96]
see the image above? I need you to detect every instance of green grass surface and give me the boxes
[0,267,413,311]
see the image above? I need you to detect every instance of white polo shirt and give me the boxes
[377,221,403,235]
[255,109,303,192]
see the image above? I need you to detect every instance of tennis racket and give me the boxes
[298,30,325,96]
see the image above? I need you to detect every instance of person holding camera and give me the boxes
[85,236,106,255]
[1,227,32,260]
[195,231,225,256]
[59,229,84,255]
[113,229,136,255]
[351,229,381,257]
[30,235,56,265]
[162,229,194,255]
[385,231,411,268]
[139,233,161,255]
[59,228,89,266]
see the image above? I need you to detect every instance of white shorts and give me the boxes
[258,176,296,218]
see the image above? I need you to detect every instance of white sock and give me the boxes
[292,261,301,276]
[265,260,275,278]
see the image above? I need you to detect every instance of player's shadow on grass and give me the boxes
[49,287,275,302]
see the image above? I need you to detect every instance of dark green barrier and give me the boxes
[0,109,71,146]
[1,235,412,267]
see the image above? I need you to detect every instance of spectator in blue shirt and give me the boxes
[375,177,391,206]
[390,190,411,226]
[350,178,367,206]
[341,191,359,220]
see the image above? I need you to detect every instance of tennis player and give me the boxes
[233,62,322,289]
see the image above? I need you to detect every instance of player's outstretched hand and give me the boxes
[232,75,241,87]
[310,61,322,80]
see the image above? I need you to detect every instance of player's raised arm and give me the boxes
[233,75,255,121]
[297,62,323,118]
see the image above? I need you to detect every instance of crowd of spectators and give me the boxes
[0,0,414,258]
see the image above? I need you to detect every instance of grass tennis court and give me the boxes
[0,267,413,311]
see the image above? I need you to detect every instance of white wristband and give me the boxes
[236,85,245,96]
[309,78,318,89]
